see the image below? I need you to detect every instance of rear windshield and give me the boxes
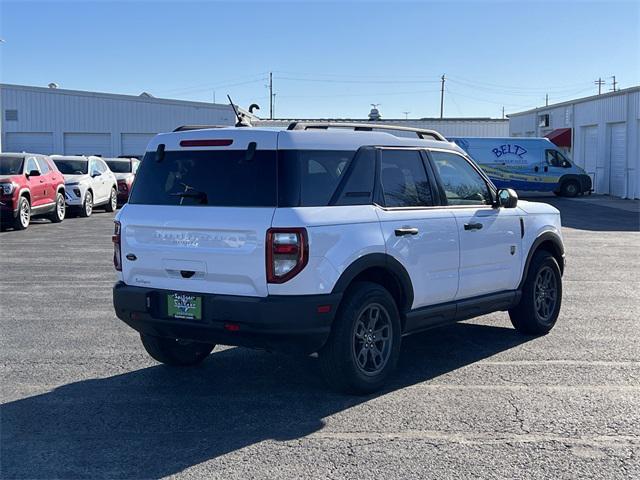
[105,160,132,173]
[54,159,88,175]
[0,156,24,175]
[130,148,360,208]
[130,150,278,207]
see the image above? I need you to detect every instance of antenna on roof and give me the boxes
[227,95,251,127]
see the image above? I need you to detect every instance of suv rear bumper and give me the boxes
[113,282,341,354]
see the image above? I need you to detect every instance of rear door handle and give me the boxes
[464,222,483,231]
[395,227,419,236]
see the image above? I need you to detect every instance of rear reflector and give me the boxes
[224,323,240,332]
[317,305,332,314]
[179,139,233,147]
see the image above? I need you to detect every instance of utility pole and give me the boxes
[610,75,618,92]
[439,74,445,119]
[545,94,549,107]
[595,77,604,95]
[403,111,410,120]
[502,106,505,119]
[272,93,276,119]
[212,90,216,104]
[269,72,273,120]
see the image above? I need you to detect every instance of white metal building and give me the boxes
[0,83,509,158]
[509,86,640,199]
[256,118,509,137]
[0,84,239,157]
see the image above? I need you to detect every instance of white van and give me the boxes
[448,137,592,197]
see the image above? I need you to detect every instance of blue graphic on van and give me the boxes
[491,144,527,162]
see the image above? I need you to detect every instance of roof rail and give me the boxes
[287,121,447,141]
[173,125,227,132]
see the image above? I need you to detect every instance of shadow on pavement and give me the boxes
[521,195,639,232]
[1,322,531,479]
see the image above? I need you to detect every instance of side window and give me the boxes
[89,160,100,176]
[25,157,40,174]
[430,151,492,206]
[36,157,50,173]
[546,150,561,167]
[556,151,572,168]
[380,149,434,207]
[97,160,108,173]
[298,151,353,206]
[334,148,376,206]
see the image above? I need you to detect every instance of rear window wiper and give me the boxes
[169,190,208,205]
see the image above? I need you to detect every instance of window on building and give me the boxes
[4,110,18,121]
[538,114,550,128]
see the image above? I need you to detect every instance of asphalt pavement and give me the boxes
[1,196,639,479]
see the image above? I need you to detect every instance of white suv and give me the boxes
[52,156,118,216]
[112,123,565,394]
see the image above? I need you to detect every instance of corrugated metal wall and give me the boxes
[508,88,640,199]
[0,84,237,156]
[256,119,509,137]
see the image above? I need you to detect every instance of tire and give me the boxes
[509,251,562,335]
[80,190,93,217]
[13,196,31,230]
[49,192,66,223]
[105,187,117,213]
[318,281,401,395]
[560,180,579,197]
[140,334,215,366]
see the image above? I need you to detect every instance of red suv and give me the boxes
[0,153,66,230]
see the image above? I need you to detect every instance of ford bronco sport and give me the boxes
[112,123,565,394]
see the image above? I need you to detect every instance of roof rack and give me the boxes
[173,125,226,132]
[286,122,447,141]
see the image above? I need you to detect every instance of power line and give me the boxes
[277,76,440,85]
[447,78,594,97]
[272,70,440,80]
[446,74,594,92]
[156,75,270,96]
[277,88,440,99]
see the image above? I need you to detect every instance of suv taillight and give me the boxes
[266,228,308,283]
[112,221,122,271]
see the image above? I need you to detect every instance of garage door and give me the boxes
[121,133,156,157]
[64,133,111,157]
[4,132,54,154]
[582,126,598,191]
[609,123,626,198]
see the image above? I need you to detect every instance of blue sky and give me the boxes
[1,0,638,119]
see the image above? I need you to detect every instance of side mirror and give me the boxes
[497,188,518,208]
[27,169,41,177]
[91,171,101,178]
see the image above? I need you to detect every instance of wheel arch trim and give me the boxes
[331,253,414,313]
[519,231,564,290]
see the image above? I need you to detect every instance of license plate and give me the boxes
[167,293,202,320]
